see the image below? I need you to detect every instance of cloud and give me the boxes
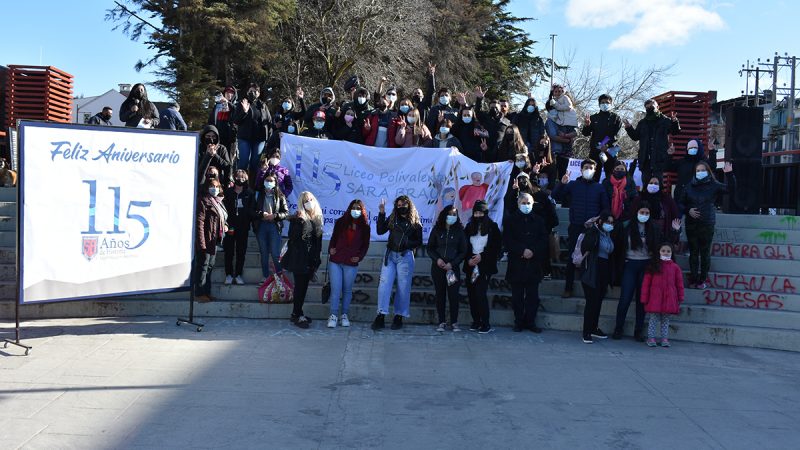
[565,0,725,51]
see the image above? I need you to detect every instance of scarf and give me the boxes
[609,175,627,219]
[210,195,228,240]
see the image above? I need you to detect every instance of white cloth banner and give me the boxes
[566,157,643,187]
[280,134,512,240]
[20,121,197,303]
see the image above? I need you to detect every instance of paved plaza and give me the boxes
[1,317,799,449]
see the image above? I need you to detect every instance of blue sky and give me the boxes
[1,0,798,105]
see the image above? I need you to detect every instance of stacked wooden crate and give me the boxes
[3,65,73,128]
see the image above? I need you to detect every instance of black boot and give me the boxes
[390,315,403,330]
[371,314,385,330]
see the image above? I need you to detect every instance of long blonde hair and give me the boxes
[296,191,323,227]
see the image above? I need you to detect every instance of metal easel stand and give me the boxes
[176,258,204,332]
[3,289,32,356]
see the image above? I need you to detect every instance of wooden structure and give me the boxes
[653,91,713,188]
[3,65,73,129]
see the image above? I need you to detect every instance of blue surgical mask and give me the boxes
[637,214,650,223]
[264,182,275,190]
[439,126,450,135]
[208,187,220,197]
[446,215,457,225]
[350,209,362,219]
[519,204,532,214]
[646,184,660,194]
[526,105,535,113]
[538,178,549,187]
[439,96,449,106]
[696,170,708,180]
[314,121,325,130]
[399,105,410,114]
[287,125,296,134]
[602,223,614,232]
[282,101,292,111]
[462,116,472,124]
[599,103,611,112]
[688,148,698,156]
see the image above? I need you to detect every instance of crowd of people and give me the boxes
[92,71,736,346]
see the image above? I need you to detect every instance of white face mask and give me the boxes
[268,158,280,166]
[357,97,367,105]
[660,255,672,261]
[599,103,611,112]
[515,161,526,169]
[582,169,595,180]
[646,184,660,194]
[304,200,314,211]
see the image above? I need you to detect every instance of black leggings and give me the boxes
[292,272,311,317]
[467,272,491,327]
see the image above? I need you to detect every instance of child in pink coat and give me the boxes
[640,243,684,347]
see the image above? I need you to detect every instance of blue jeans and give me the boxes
[377,250,414,317]
[256,222,282,278]
[328,262,358,316]
[615,258,648,335]
[237,139,266,172]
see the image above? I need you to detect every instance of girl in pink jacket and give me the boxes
[640,243,684,347]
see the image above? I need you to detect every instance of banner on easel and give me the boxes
[19,121,198,304]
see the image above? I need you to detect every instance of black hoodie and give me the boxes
[198,124,233,186]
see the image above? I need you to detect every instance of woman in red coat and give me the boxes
[640,243,685,347]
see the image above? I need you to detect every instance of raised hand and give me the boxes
[480,138,488,151]
[296,86,304,99]
[623,118,631,128]
[584,113,591,126]
[667,143,675,155]
[723,161,733,173]
[363,118,371,131]
[457,92,467,105]
[561,173,570,184]
[241,98,250,112]
[474,85,484,98]
[523,249,533,259]
[428,62,436,75]
[672,218,682,230]
[670,111,678,122]
[379,197,386,213]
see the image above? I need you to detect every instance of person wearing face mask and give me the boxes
[426,87,459,132]
[222,170,256,285]
[474,90,512,158]
[208,86,239,167]
[233,83,272,173]
[395,107,432,147]
[373,196,423,331]
[120,83,160,128]
[157,103,188,131]
[513,97,545,151]
[301,110,334,139]
[87,107,114,126]
[612,202,681,341]
[334,107,366,144]
[464,200,502,333]
[396,99,414,119]
[282,191,324,329]
[341,87,372,125]
[274,87,307,133]
[629,177,680,238]
[545,104,575,181]
[304,87,338,130]
[667,138,711,202]
[496,124,527,163]
[427,206,468,332]
[197,125,233,188]
[504,193,548,333]
[451,106,489,161]
[552,159,609,298]
[427,117,463,152]
[253,173,289,284]
[577,211,616,343]
[195,178,228,302]
[327,199,371,328]
[677,160,735,289]
[362,95,400,147]
[255,149,293,197]
[602,161,639,220]
[532,135,558,190]
[624,98,680,182]
[582,94,624,181]
[411,62,436,127]
[640,243,685,347]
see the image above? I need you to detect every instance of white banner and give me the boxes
[280,134,512,240]
[566,157,643,187]
[20,121,197,303]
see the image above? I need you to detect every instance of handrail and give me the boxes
[762,149,800,157]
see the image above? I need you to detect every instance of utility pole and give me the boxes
[789,56,797,150]
[549,34,556,88]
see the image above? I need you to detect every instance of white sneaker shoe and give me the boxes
[340,314,350,327]
[224,275,233,285]
[327,314,337,328]
[436,323,447,332]
[234,276,245,285]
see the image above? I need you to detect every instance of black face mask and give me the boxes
[396,206,409,216]
[412,95,423,103]
[206,173,218,180]
[234,179,247,186]
[322,97,331,105]
[247,91,258,101]
[377,103,387,111]
[103,113,112,120]
[613,171,626,179]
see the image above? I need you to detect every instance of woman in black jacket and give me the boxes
[283,191,324,329]
[254,173,289,283]
[677,160,735,289]
[373,195,424,330]
[514,98,546,151]
[195,178,227,302]
[464,200,502,333]
[233,83,272,173]
[427,206,468,332]
[333,107,365,144]
[452,107,490,162]
[119,83,159,128]
[222,169,255,285]
[578,211,615,343]
[503,193,548,332]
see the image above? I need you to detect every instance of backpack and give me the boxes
[571,233,589,266]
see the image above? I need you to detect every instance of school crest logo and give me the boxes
[82,236,98,261]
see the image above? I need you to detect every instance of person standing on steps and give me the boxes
[195,178,227,303]
[373,196,423,331]
[552,159,609,299]
[624,98,680,183]
[611,201,681,341]
[222,169,255,286]
[327,199,371,329]
[641,243,685,347]
[253,173,289,284]
[677,160,736,289]
[581,94,624,181]
[464,200,502,334]
[503,193,548,333]
[578,212,616,344]
[428,206,468,333]
[283,192,324,329]
[602,160,639,221]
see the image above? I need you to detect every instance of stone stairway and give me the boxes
[1,186,799,352]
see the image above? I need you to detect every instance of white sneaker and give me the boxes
[224,275,233,285]
[340,314,350,327]
[327,314,337,328]
[234,276,245,285]
[436,323,447,332]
